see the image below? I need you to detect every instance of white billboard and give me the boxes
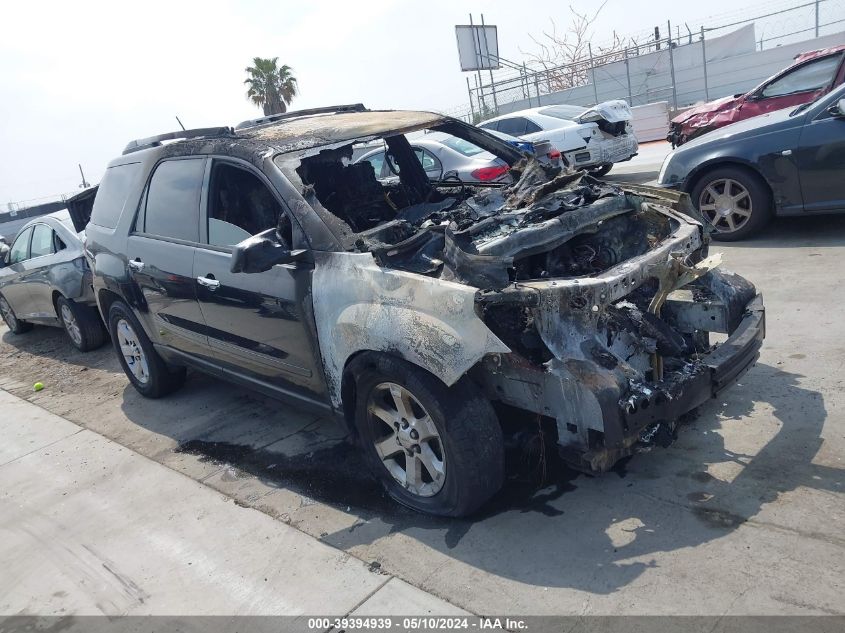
[455,25,500,71]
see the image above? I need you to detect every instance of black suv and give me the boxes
[86,105,764,516]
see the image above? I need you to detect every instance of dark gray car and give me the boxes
[0,211,107,351]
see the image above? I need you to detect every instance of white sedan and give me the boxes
[479,101,638,176]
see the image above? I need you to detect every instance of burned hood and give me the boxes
[357,158,699,291]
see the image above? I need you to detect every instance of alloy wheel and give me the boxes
[116,319,150,385]
[698,178,752,233]
[367,381,446,497]
[0,297,17,330]
[60,303,82,347]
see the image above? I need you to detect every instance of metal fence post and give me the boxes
[701,26,710,101]
[466,77,477,122]
[588,43,599,104]
[624,48,633,104]
[668,21,678,110]
[815,0,820,37]
[534,74,541,107]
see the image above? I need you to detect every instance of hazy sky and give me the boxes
[0,0,782,204]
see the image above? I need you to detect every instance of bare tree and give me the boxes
[521,3,640,93]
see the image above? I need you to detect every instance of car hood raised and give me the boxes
[577,100,633,123]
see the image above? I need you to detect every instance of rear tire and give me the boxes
[588,163,613,177]
[691,166,772,241]
[0,293,33,334]
[108,300,186,398]
[57,296,106,352]
[349,354,504,517]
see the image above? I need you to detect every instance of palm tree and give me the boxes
[244,57,298,115]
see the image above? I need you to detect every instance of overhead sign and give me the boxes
[455,25,500,71]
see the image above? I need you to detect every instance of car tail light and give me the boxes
[547,149,561,162]
[471,165,509,181]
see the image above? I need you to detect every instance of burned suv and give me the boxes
[85,104,765,517]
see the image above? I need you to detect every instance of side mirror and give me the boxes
[230,228,311,274]
[0,245,9,268]
[827,98,845,118]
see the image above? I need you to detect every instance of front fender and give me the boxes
[311,251,509,406]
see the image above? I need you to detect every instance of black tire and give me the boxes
[588,163,613,177]
[0,293,33,334]
[56,296,107,352]
[349,354,504,517]
[690,166,772,241]
[108,300,186,398]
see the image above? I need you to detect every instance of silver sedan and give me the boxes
[356,133,512,184]
[0,211,107,351]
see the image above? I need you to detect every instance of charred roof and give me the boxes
[238,110,448,154]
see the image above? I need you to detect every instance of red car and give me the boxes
[668,45,845,147]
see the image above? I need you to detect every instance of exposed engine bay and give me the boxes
[276,121,764,474]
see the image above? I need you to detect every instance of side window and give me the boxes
[761,55,842,98]
[89,162,142,229]
[54,232,67,251]
[206,161,289,248]
[496,117,528,136]
[523,119,542,134]
[9,227,32,264]
[479,121,499,131]
[362,151,386,178]
[415,148,442,173]
[29,224,55,258]
[143,158,205,242]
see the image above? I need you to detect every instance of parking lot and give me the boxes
[2,149,844,616]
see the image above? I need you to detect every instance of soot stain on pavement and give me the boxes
[175,429,581,549]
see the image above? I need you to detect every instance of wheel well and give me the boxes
[51,291,64,318]
[338,350,490,437]
[686,161,772,202]
[97,288,123,323]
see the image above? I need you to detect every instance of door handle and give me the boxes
[197,275,220,290]
[781,149,793,156]
[128,259,144,272]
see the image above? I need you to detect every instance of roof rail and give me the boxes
[234,104,367,131]
[122,126,235,155]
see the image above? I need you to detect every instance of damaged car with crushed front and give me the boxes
[85,105,765,517]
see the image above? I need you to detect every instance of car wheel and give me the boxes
[57,296,107,352]
[0,293,33,334]
[588,163,613,177]
[691,167,772,241]
[351,355,504,517]
[108,301,186,398]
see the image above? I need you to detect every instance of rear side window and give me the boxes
[523,119,542,133]
[89,162,142,229]
[496,117,529,136]
[479,121,499,131]
[30,224,55,258]
[9,227,32,264]
[143,158,205,242]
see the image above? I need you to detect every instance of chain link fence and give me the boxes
[453,0,845,123]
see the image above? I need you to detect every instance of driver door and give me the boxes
[193,158,327,403]
[797,97,845,212]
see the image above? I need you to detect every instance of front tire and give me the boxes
[691,166,772,241]
[108,301,186,398]
[0,293,32,334]
[57,296,106,352]
[350,355,504,517]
